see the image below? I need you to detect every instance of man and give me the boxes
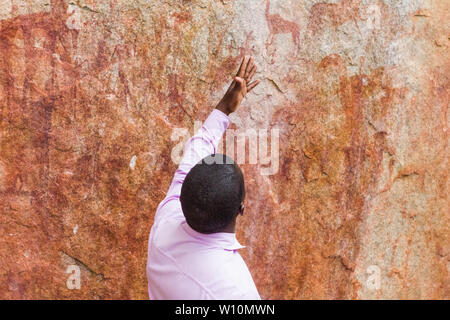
[146,56,261,299]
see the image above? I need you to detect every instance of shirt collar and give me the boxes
[181,221,246,251]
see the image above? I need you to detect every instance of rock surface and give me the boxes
[0,0,448,299]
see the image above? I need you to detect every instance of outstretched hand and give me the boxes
[216,56,260,115]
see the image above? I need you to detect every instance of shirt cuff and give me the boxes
[203,109,231,134]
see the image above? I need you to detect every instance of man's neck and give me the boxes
[222,220,236,233]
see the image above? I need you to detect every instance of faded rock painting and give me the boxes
[0,0,448,299]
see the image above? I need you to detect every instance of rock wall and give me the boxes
[0,0,448,299]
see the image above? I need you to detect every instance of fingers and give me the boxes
[236,56,260,94]
[236,56,249,78]
[237,55,258,82]
[244,56,254,80]
[247,80,261,93]
[247,64,257,82]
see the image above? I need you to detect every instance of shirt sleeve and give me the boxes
[153,109,231,224]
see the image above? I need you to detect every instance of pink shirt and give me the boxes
[146,109,260,300]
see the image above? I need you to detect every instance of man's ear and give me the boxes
[238,203,245,216]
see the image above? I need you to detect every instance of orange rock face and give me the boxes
[0,0,448,299]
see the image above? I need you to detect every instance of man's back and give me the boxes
[147,209,260,299]
[146,106,260,300]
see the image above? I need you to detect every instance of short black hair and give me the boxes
[180,154,245,234]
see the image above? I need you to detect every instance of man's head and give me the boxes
[180,154,245,234]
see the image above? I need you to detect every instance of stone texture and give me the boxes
[0,0,448,299]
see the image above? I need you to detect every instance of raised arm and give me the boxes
[154,56,260,224]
